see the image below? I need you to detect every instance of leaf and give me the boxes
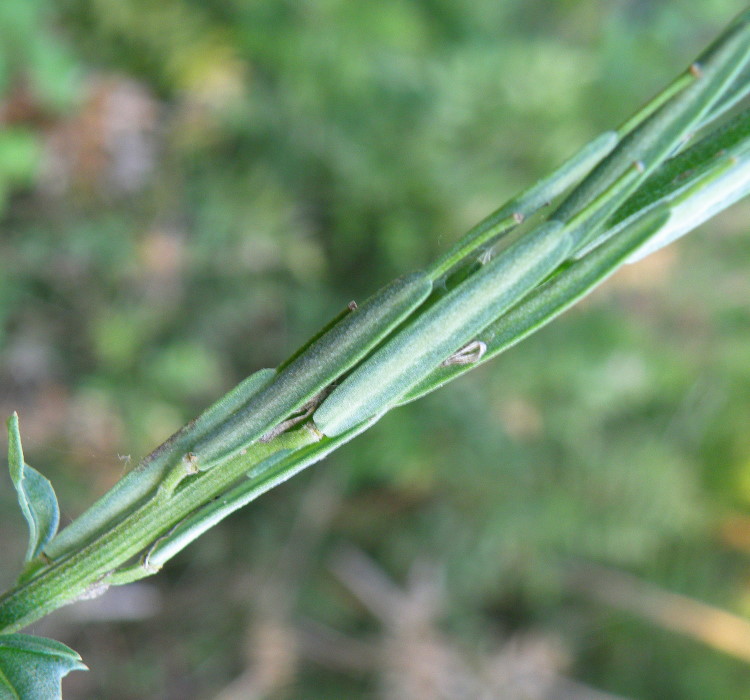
[0,634,87,700]
[6,413,59,562]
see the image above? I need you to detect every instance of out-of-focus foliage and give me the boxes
[1,0,750,698]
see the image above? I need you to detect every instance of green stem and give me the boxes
[110,412,381,583]
[3,6,750,638]
[0,427,318,633]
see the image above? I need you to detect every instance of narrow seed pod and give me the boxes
[313,220,571,437]
[577,110,750,261]
[399,207,673,405]
[44,368,276,560]
[562,161,646,256]
[192,271,433,465]
[429,130,619,279]
[553,11,750,241]
[275,302,356,373]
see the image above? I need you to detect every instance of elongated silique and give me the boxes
[313,220,571,436]
[3,7,750,645]
[191,271,433,464]
[399,207,673,404]
[44,273,433,563]
[555,9,750,242]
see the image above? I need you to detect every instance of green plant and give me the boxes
[3,7,750,697]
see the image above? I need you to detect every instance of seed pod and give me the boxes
[555,11,750,245]
[314,220,571,437]
[401,207,673,405]
[429,130,619,279]
[193,271,433,465]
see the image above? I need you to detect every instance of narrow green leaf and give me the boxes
[314,220,571,436]
[570,107,750,264]
[6,414,59,563]
[0,634,86,700]
[693,65,750,132]
[609,106,750,233]
[618,145,749,263]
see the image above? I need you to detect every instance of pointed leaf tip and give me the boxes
[0,634,87,700]
[7,413,60,563]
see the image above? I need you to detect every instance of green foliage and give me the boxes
[6,413,59,564]
[2,1,750,699]
[0,634,86,700]
[193,270,432,464]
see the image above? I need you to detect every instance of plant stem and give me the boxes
[0,427,318,632]
[2,7,750,636]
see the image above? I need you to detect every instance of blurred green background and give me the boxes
[2,1,750,698]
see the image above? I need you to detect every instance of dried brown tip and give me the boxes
[183,452,200,474]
